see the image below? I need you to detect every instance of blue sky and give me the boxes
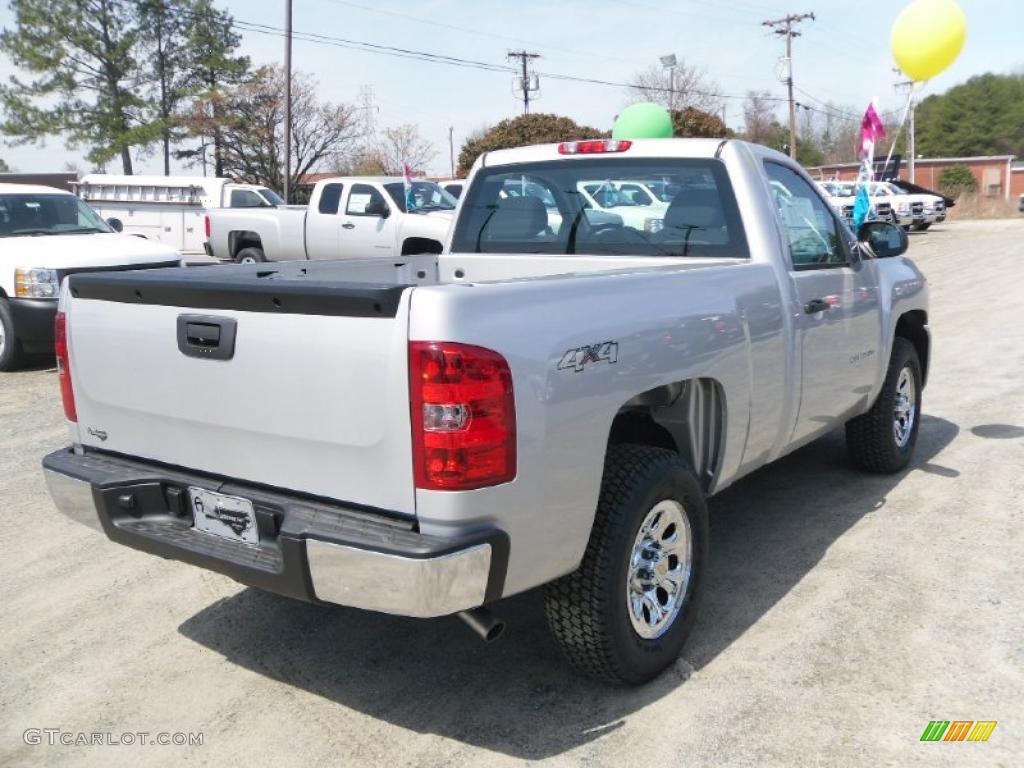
[0,0,1020,176]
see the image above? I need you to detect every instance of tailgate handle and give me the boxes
[177,314,237,361]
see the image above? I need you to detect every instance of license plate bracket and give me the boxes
[189,487,259,545]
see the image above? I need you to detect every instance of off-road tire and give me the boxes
[911,222,931,232]
[0,300,27,372]
[544,444,709,685]
[845,337,922,473]
[235,246,266,264]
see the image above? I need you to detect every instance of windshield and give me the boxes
[258,187,285,206]
[450,158,748,258]
[383,181,457,213]
[0,193,112,238]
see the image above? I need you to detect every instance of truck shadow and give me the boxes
[178,415,959,760]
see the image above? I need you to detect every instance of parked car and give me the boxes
[0,183,181,371]
[75,175,282,257]
[575,179,670,231]
[43,138,929,684]
[1018,193,1023,213]
[207,176,456,262]
[442,180,466,199]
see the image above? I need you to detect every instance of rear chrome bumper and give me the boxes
[43,449,507,618]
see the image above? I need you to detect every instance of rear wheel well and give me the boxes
[895,310,929,387]
[401,237,443,256]
[228,231,263,259]
[607,378,725,491]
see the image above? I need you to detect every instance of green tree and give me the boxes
[937,164,978,198]
[175,0,251,177]
[0,0,152,174]
[670,107,730,139]
[915,73,1024,158]
[457,113,605,177]
[139,0,192,175]
[0,158,11,173]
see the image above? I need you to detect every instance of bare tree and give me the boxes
[742,90,780,145]
[627,62,721,113]
[375,124,436,175]
[182,66,358,191]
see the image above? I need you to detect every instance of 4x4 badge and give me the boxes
[558,342,619,373]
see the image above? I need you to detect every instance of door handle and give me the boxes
[177,314,237,360]
[342,222,355,230]
[804,298,832,314]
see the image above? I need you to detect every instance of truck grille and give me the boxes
[876,202,892,217]
[911,202,924,216]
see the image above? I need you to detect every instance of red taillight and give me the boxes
[54,311,77,422]
[409,341,516,491]
[204,214,211,238]
[558,139,633,155]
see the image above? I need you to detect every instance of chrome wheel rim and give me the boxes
[626,500,692,640]
[0,318,6,357]
[239,256,257,264]
[893,366,916,448]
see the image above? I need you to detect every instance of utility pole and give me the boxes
[283,0,293,204]
[762,12,815,160]
[507,51,540,114]
[448,126,455,178]
[894,72,917,183]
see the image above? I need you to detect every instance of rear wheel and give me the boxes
[544,444,708,685]
[235,246,265,264]
[0,300,27,372]
[845,337,922,473]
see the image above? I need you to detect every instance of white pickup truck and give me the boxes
[43,139,930,684]
[0,183,181,371]
[75,175,283,257]
[207,176,456,263]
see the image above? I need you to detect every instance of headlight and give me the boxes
[14,268,59,298]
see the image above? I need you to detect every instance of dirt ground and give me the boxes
[1,219,1021,767]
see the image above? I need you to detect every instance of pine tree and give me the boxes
[0,0,154,174]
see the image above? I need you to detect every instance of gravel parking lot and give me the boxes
[2,219,1021,767]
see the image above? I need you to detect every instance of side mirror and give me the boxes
[106,217,124,233]
[365,199,390,218]
[857,220,908,259]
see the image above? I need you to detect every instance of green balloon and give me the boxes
[612,102,674,139]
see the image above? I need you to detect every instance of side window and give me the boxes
[317,183,343,214]
[764,162,844,268]
[346,184,388,216]
[230,189,265,208]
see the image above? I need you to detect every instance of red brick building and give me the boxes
[807,155,1017,200]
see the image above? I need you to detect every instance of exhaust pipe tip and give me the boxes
[458,607,505,643]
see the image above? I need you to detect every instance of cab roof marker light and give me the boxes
[558,140,633,155]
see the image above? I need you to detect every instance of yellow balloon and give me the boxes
[891,0,967,82]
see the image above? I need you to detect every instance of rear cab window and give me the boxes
[450,158,748,257]
[318,183,344,214]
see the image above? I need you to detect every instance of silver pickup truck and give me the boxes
[43,139,929,684]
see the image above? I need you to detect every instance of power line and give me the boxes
[762,11,815,159]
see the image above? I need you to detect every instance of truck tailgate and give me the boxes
[64,268,416,515]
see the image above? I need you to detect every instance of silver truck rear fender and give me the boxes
[410,261,786,598]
